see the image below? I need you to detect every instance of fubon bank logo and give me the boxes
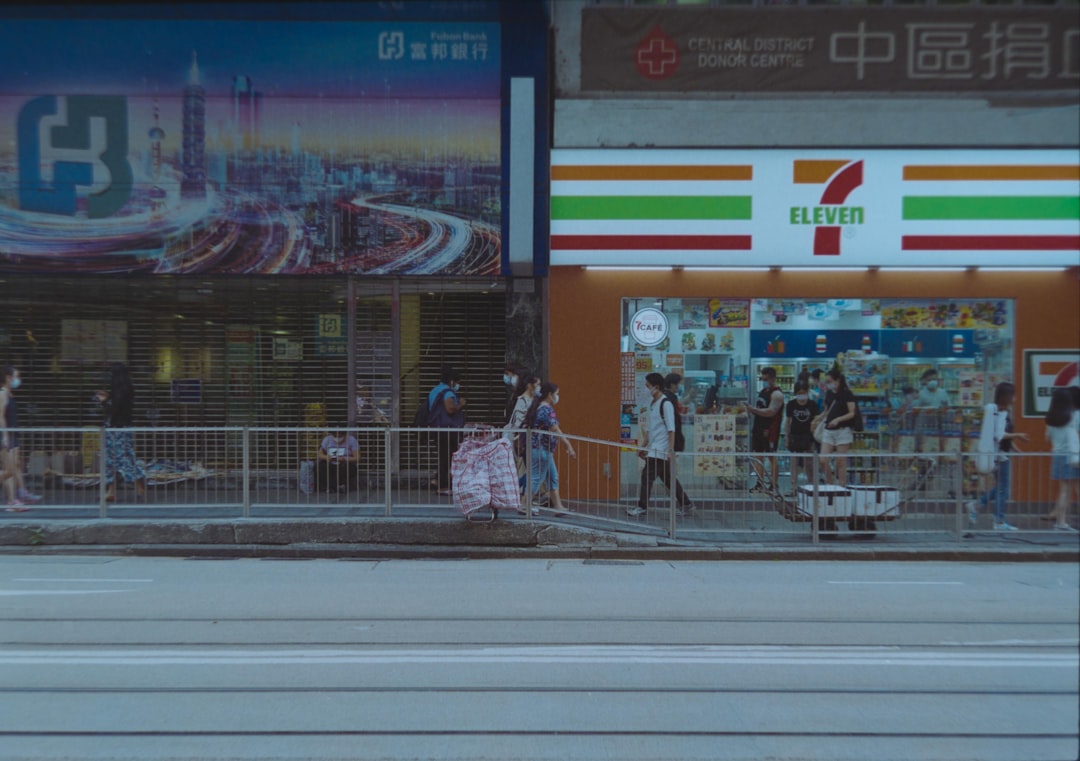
[789,159,865,256]
[17,95,132,219]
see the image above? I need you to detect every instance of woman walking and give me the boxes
[1044,387,1079,531]
[94,363,147,502]
[524,381,576,515]
[968,382,1028,531]
[1,365,41,511]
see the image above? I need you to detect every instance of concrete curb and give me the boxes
[0,517,1076,562]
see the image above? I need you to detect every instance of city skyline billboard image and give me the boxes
[0,19,502,275]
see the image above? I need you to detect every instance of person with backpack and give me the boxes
[628,372,694,518]
[427,367,467,496]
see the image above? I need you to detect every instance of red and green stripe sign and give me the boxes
[550,163,753,252]
[901,164,1080,252]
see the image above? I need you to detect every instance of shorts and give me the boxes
[787,435,814,454]
[821,426,854,447]
[1051,453,1080,481]
[751,429,779,453]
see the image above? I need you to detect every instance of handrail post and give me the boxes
[669,451,678,539]
[810,452,819,544]
[955,451,965,542]
[99,426,108,519]
[241,427,251,519]
[384,426,392,517]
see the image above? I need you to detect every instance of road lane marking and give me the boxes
[0,590,134,596]
[0,646,1075,669]
[828,581,964,585]
[12,578,154,583]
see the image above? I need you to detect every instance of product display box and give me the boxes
[848,485,902,519]
[796,484,853,518]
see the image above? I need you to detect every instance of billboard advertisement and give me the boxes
[0,18,501,275]
[551,148,1079,267]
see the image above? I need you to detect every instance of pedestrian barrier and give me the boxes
[4,426,1076,543]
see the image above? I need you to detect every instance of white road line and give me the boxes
[0,590,134,596]
[12,578,154,583]
[0,646,1075,668]
[828,581,964,585]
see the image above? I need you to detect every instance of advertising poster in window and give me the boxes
[0,17,500,275]
[1022,349,1080,418]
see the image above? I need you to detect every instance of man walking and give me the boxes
[628,372,694,518]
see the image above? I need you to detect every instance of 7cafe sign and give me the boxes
[549,148,1080,267]
[630,307,669,347]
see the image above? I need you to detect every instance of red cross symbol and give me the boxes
[635,27,680,80]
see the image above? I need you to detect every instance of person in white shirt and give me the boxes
[627,373,694,518]
[1044,387,1079,531]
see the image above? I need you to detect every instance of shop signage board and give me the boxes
[1022,349,1080,418]
[551,148,1080,267]
[0,14,501,276]
[581,7,1079,94]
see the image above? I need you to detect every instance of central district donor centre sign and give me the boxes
[549,148,1080,268]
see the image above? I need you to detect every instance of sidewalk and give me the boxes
[1,510,1077,562]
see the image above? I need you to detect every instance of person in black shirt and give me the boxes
[746,366,785,493]
[811,368,857,485]
[784,380,819,491]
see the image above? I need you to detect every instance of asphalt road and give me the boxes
[0,556,1077,761]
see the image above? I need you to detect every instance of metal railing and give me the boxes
[4,426,1076,544]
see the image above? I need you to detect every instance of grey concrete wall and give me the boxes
[551,0,1079,148]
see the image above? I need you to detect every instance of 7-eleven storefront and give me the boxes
[546,149,1080,469]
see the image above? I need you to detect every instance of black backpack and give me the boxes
[412,388,449,443]
[851,399,865,432]
[661,392,685,452]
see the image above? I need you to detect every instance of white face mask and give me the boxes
[795,394,807,402]
[452,383,460,392]
[927,380,939,390]
[10,378,21,390]
[553,392,560,404]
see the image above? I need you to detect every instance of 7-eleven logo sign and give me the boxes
[790,160,865,255]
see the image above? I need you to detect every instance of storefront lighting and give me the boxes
[784,267,869,272]
[581,266,671,271]
[978,267,1068,272]
[879,267,968,272]
[681,266,771,272]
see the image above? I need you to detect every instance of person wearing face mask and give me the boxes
[504,370,542,509]
[784,380,819,491]
[811,368,857,486]
[524,381,576,515]
[628,373,694,518]
[966,382,1028,531]
[916,369,951,409]
[1,365,41,510]
[427,367,467,496]
[501,363,524,426]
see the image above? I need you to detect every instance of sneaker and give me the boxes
[993,521,1018,531]
[1053,524,1078,533]
[17,489,42,502]
[965,500,978,526]
[625,506,647,517]
[678,504,696,517]
[5,499,28,513]
[516,506,539,516]
[748,482,773,494]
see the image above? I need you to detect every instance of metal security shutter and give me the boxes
[0,276,506,431]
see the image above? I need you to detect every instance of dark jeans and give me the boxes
[317,460,354,492]
[638,456,692,510]
[435,429,462,489]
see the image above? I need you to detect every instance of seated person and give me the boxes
[317,428,360,493]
